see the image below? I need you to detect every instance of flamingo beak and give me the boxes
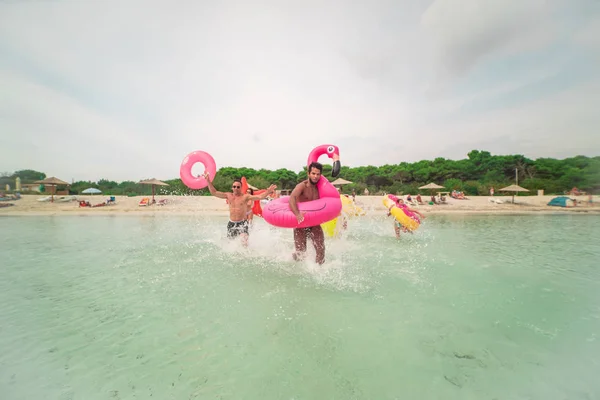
[332,153,340,177]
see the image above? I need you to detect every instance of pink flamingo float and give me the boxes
[262,145,342,228]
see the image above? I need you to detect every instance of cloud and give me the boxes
[0,0,598,181]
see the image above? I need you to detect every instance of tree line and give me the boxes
[2,150,598,197]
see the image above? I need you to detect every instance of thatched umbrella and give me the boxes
[500,184,529,204]
[34,177,69,202]
[331,178,353,186]
[418,182,445,198]
[139,178,169,203]
[418,182,445,190]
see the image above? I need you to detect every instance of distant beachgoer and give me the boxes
[246,188,254,224]
[490,187,495,196]
[204,173,276,246]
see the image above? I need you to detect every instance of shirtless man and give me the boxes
[289,161,326,264]
[204,173,276,246]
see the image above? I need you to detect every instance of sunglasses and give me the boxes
[232,185,241,189]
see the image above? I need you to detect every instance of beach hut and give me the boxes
[499,184,529,204]
[547,196,575,208]
[33,177,70,202]
[139,178,169,203]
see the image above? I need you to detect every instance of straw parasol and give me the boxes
[34,177,69,202]
[418,182,445,190]
[331,178,353,186]
[138,178,169,203]
[418,182,445,197]
[499,184,529,204]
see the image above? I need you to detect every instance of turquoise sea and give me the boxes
[1,214,599,399]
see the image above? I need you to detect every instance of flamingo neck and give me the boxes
[307,146,327,167]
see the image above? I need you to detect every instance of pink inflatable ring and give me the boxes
[180,150,217,190]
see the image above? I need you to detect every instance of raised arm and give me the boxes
[203,172,228,199]
[247,185,277,201]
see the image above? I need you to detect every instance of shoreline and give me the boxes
[1,194,598,217]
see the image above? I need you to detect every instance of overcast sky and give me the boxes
[1,0,599,182]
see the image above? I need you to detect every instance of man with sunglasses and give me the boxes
[203,173,276,245]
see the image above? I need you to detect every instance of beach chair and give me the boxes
[138,197,150,207]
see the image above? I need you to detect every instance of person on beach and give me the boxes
[289,161,327,264]
[204,173,276,246]
[387,198,425,239]
[245,188,255,225]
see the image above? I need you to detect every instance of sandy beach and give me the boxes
[1,194,598,217]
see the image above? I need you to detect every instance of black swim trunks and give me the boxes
[227,220,249,238]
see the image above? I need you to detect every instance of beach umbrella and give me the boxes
[331,178,353,186]
[499,184,529,204]
[34,177,69,202]
[418,183,445,190]
[138,178,169,203]
[418,182,445,198]
[82,188,102,195]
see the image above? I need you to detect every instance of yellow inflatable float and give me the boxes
[321,195,365,237]
[341,195,366,216]
[383,196,421,232]
[321,216,341,238]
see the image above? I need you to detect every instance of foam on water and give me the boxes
[1,214,599,399]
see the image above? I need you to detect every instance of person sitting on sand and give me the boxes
[387,198,425,239]
[204,173,276,246]
[416,194,423,204]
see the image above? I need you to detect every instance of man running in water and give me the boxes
[289,161,326,264]
[204,173,276,246]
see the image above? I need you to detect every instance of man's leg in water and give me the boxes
[293,228,307,260]
[310,225,325,264]
[394,222,401,238]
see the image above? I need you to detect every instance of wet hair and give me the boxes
[246,188,254,195]
[307,162,323,174]
[233,178,242,185]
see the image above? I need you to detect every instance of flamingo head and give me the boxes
[307,144,340,177]
[325,145,341,177]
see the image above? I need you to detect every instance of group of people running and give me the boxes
[203,161,329,264]
[203,162,424,264]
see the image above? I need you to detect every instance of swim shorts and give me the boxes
[227,220,249,238]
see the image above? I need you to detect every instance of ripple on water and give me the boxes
[0,214,599,399]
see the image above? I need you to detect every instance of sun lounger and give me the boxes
[138,197,150,207]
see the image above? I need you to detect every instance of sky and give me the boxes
[1,0,599,182]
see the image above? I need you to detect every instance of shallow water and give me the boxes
[1,214,599,399]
